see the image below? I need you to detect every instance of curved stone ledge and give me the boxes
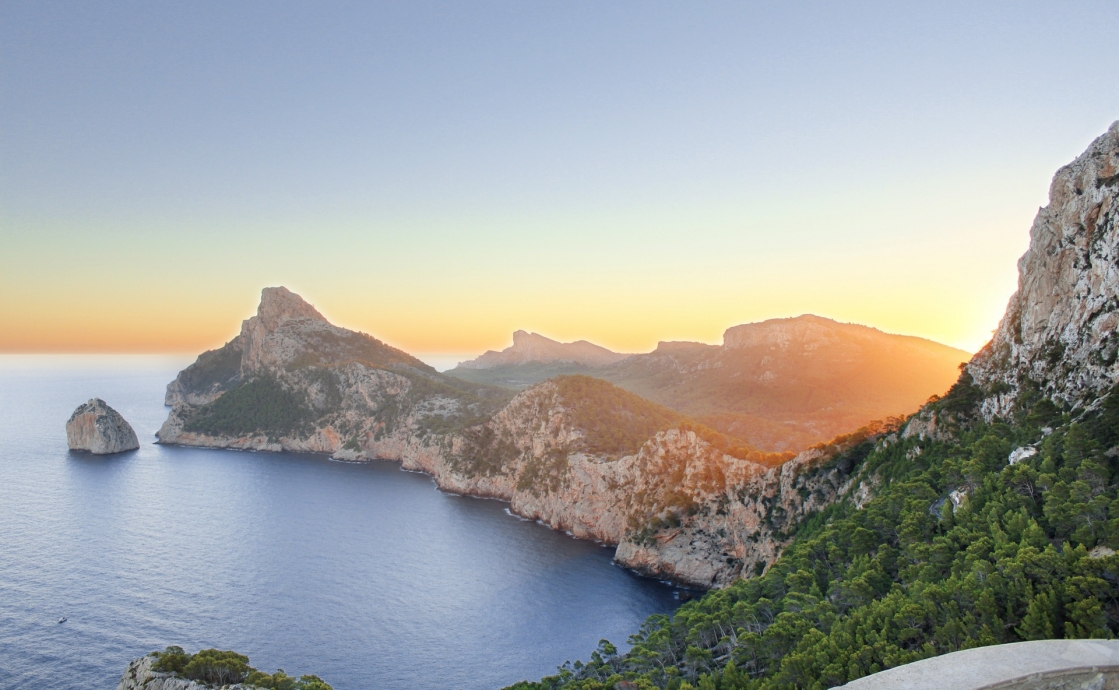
[835,640,1119,690]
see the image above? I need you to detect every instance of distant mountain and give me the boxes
[449,316,970,452]
[450,330,629,388]
[459,330,629,369]
[605,315,969,451]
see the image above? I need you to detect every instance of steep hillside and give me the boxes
[503,122,1119,690]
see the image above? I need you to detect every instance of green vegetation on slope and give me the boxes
[152,646,332,689]
[505,382,1119,690]
[556,375,685,457]
[174,341,243,394]
[184,376,315,438]
[556,376,789,465]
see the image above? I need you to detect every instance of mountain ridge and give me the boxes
[451,314,969,452]
[458,330,630,370]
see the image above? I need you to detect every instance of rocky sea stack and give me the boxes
[66,398,139,455]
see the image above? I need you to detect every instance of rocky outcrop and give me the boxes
[614,425,885,586]
[969,122,1119,420]
[116,655,253,690]
[457,330,629,369]
[66,398,139,454]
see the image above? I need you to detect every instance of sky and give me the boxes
[3,2,1118,367]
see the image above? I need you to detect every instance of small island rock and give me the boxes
[66,398,139,454]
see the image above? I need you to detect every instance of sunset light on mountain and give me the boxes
[4,4,1119,690]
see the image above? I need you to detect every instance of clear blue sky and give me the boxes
[3,1,1118,361]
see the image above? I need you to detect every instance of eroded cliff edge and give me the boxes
[969,121,1119,418]
[157,288,885,588]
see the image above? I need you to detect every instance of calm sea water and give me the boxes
[0,357,681,689]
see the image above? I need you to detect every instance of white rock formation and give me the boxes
[969,121,1119,419]
[65,398,139,454]
[1007,446,1037,465]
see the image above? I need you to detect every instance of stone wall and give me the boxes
[835,640,1119,690]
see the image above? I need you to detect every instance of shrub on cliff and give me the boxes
[181,649,252,685]
[151,646,333,689]
[184,375,315,438]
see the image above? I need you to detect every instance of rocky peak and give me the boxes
[253,286,327,332]
[239,287,342,372]
[968,121,1119,419]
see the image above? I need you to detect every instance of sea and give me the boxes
[0,356,682,689]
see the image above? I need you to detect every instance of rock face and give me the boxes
[457,330,629,369]
[66,398,139,454]
[969,122,1119,420]
[117,655,253,690]
[159,287,883,588]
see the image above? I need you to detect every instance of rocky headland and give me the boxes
[157,288,889,588]
[66,398,139,455]
[118,647,331,690]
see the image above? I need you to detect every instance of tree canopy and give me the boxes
[504,384,1119,690]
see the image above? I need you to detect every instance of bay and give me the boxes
[0,357,680,689]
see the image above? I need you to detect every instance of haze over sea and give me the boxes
[0,357,680,689]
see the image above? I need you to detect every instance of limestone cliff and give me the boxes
[66,398,139,454]
[968,121,1119,421]
[158,288,877,588]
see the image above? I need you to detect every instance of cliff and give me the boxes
[968,121,1119,421]
[158,289,881,588]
